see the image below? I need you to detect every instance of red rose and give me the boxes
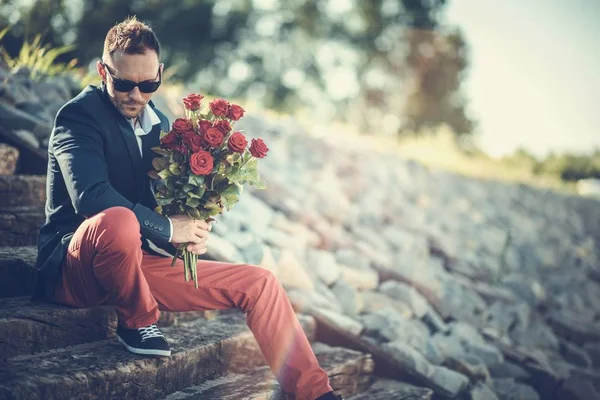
[189,150,214,175]
[172,118,193,133]
[249,138,269,158]
[227,104,245,121]
[182,131,202,152]
[188,134,204,153]
[160,131,179,149]
[227,131,247,154]
[183,93,203,111]
[209,99,229,117]
[180,130,196,142]
[198,119,212,134]
[203,127,224,148]
[172,144,189,155]
[214,120,231,134]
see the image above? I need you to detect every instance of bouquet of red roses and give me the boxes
[149,93,268,288]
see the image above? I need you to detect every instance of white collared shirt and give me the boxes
[128,103,161,157]
[128,104,173,254]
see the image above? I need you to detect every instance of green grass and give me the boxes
[0,27,96,86]
[288,111,577,194]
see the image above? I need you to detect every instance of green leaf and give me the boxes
[164,177,175,191]
[173,152,185,164]
[221,183,241,210]
[186,197,201,208]
[185,206,202,220]
[245,157,258,170]
[226,152,242,166]
[169,163,182,176]
[203,200,222,215]
[147,170,160,180]
[187,187,206,199]
[175,189,187,199]
[183,184,194,192]
[158,169,172,181]
[151,146,170,156]
[243,167,260,184]
[252,176,267,190]
[188,174,205,187]
[152,157,169,171]
[197,209,211,220]
[213,173,228,187]
[156,197,175,206]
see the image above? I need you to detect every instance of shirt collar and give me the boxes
[130,104,161,136]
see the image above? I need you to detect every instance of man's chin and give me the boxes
[120,106,142,119]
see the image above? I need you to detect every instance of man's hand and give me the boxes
[168,215,211,255]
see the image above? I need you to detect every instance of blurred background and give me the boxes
[1,0,599,192]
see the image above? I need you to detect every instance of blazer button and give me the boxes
[149,222,154,228]
[144,220,149,226]
[158,226,163,231]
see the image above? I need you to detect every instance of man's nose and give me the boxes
[129,86,144,101]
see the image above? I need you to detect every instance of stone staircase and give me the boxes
[0,175,432,400]
[0,175,45,246]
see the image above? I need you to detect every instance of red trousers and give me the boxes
[53,207,332,400]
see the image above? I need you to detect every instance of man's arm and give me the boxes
[52,103,171,244]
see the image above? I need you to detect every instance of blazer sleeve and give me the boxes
[51,102,172,244]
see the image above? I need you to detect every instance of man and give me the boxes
[34,16,341,400]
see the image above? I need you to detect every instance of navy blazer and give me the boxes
[33,84,173,301]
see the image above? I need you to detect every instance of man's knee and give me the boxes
[249,265,280,293]
[94,207,141,249]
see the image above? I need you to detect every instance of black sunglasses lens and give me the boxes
[112,79,160,93]
[138,81,161,93]
[113,80,135,92]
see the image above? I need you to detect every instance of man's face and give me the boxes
[97,51,162,119]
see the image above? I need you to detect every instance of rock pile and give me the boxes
[198,115,600,399]
[0,61,79,173]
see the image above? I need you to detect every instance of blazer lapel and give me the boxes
[115,118,146,202]
[97,85,146,202]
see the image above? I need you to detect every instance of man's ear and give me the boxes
[96,60,107,83]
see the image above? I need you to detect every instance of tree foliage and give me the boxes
[1,0,474,137]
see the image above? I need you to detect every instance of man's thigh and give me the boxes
[141,252,273,312]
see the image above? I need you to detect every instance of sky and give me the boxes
[445,0,600,158]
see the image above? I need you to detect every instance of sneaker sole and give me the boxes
[116,335,172,357]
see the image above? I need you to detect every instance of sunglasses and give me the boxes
[102,62,162,93]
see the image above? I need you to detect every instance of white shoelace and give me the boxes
[138,324,164,341]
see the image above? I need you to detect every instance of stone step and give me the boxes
[0,312,317,400]
[0,296,210,359]
[0,175,46,208]
[0,143,19,175]
[0,207,44,246]
[161,343,374,400]
[347,378,434,400]
[0,246,36,298]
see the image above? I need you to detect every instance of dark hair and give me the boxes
[102,16,160,62]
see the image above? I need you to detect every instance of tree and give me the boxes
[2,0,475,138]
